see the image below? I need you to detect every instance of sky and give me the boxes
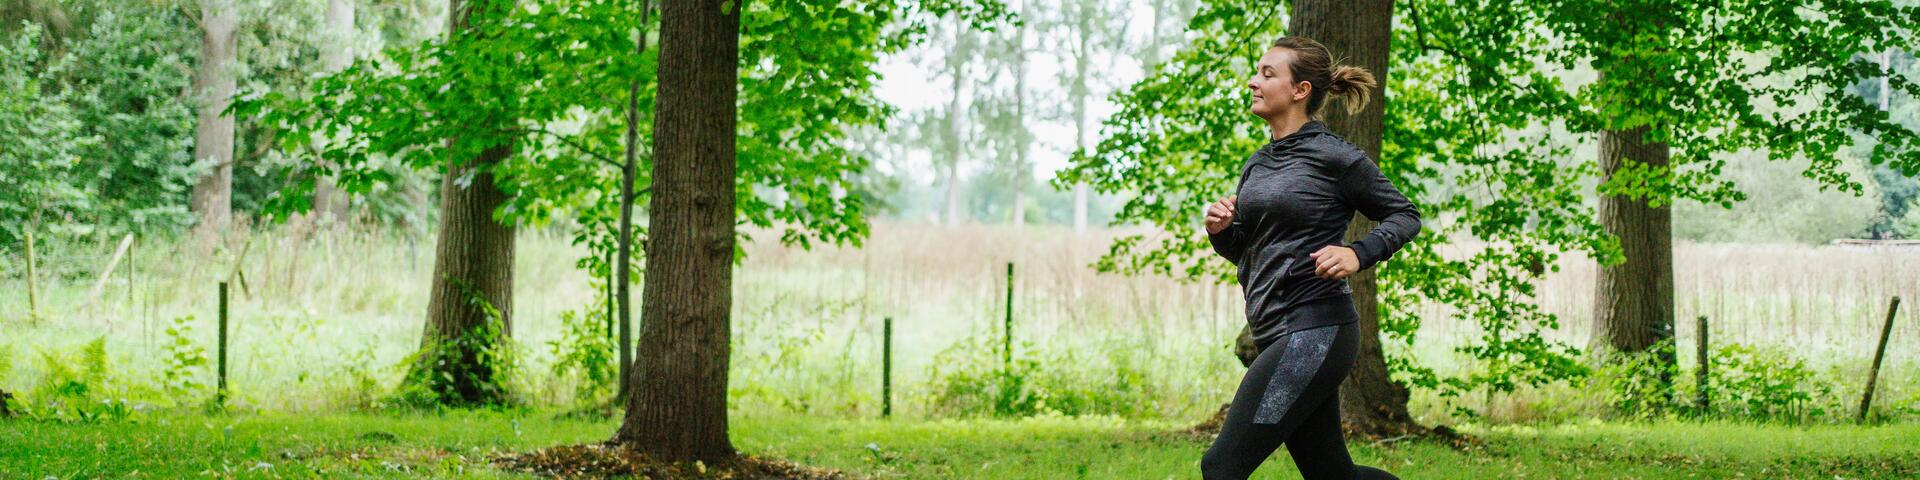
[866,0,1190,186]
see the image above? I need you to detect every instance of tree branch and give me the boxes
[181,3,205,32]
[508,126,623,169]
[1406,3,1474,67]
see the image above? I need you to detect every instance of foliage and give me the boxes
[546,304,615,406]
[57,1,202,236]
[1057,0,1604,406]
[1064,0,1920,406]
[237,0,1001,257]
[730,320,849,415]
[1695,343,1835,422]
[0,23,97,247]
[1594,339,1680,419]
[23,337,130,422]
[1601,341,1840,422]
[1396,0,1920,399]
[394,281,519,409]
[922,328,1161,418]
[160,315,210,404]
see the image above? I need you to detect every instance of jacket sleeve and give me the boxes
[1208,222,1247,266]
[1337,154,1421,272]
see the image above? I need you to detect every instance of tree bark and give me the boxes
[612,0,741,462]
[409,0,518,407]
[191,0,238,233]
[1287,0,1424,439]
[312,0,356,223]
[1592,125,1675,366]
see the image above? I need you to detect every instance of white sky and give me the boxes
[869,0,1176,185]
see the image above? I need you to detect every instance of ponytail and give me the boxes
[1270,36,1377,116]
[1325,65,1376,115]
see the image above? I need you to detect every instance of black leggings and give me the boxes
[1201,322,1397,480]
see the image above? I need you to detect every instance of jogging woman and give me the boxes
[1198,36,1419,480]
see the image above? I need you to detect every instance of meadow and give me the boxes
[3,222,1918,477]
[6,411,1920,478]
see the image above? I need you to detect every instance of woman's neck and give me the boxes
[1267,112,1311,141]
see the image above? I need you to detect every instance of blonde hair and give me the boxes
[1270,36,1377,116]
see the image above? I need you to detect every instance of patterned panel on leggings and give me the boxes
[1253,326,1335,424]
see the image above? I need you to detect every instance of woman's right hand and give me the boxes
[1205,196,1236,235]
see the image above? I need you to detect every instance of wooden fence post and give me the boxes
[883,317,893,419]
[1003,262,1014,369]
[217,281,230,407]
[1695,315,1709,414]
[1859,296,1901,423]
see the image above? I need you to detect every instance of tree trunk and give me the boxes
[312,0,355,223]
[942,17,967,227]
[617,60,639,405]
[616,0,653,403]
[24,225,38,323]
[408,0,518,407]
[1068,8,1097,233]
[1288,0,1424,439]
[1011,11,1029,228]
[612,0,741,462]
[191,0,238,234]
[1070,35,1091,233]
[1592,125,1674,367]
[943,161,963,225]
[1146,0,1165,68]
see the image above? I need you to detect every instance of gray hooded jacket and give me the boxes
[1208,120,1421,346]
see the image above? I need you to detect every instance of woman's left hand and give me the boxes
[1309,245,1360,280]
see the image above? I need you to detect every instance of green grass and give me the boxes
[5,412,1917,479]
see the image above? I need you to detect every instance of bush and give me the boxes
[1601,340,1840,422]
[160,315,210,404]
[921,329,1164,419]
[26,337,131,421]
[547,305,616,406]
[1594,341,1681,420]
[1694,343,1834,422]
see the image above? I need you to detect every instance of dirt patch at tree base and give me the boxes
[492,443,844,479]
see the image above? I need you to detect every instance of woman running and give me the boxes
[1198,36,1419,480]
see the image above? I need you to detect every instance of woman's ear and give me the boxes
[1293,80,1312,102]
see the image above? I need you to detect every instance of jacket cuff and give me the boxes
[1346,238,1382,271]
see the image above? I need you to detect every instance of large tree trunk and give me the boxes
[408,0,517,407]
[1290,0,1424,439]
[612,0,741,462]
[311,0,355,223]
[1592,125,1674,367]
[191,0,238,234]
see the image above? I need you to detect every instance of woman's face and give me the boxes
[1247,47,1309,120]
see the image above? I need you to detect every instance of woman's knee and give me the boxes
[1199,449,1246,480]
[1198,453,1228,480]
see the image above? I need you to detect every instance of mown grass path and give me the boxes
[4,412,1915,478]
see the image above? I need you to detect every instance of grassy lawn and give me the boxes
[4,412,1917,479]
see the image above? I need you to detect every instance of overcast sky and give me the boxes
[868,0,1187,186]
